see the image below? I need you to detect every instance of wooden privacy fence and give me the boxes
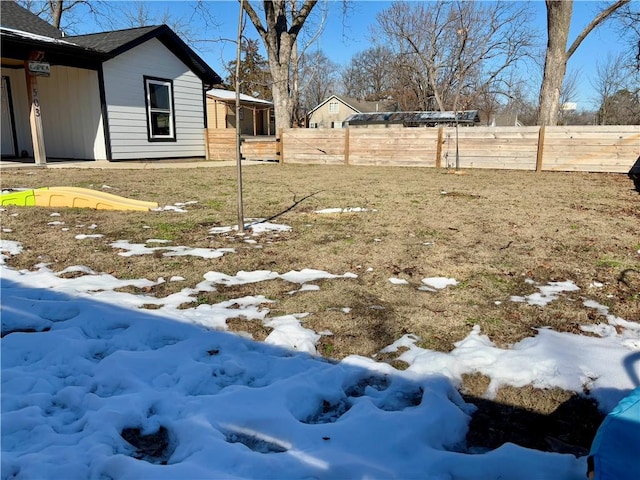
[279,125,640,173]
[205,129,279,162]
[205,129,236,161]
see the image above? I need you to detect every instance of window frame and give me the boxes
[143,76,176,142]
[328,100,339,114]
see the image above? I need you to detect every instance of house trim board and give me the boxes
[1,75,19,157]
[97,65,112,161]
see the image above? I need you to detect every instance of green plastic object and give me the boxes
[0,189,37,206]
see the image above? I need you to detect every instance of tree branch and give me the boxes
[566,0,630,59]
[246,190,324,227]
[240,1,267,39]
[289,0,318,36]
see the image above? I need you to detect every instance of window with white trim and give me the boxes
[144,77,175,141]
[328,100,339,114]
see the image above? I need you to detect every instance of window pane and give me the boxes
[149,83,170,110]
[151,112,171,136]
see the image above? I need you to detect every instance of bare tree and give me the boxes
[299,50,338,115]
[241,0,320,133]
[376,1,535,113]
[341,46,395,102]
[612,2,640,71]
[536,0,629,126]
[591,54,626,124]
[16,0,110,32]
[592,53,639,124]
[556,68,581,125]
[598,89,640,125]
[496,74,538,126]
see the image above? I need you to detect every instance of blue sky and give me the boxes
[81,1,630,110]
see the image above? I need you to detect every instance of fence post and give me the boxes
[536,126,546,172]
[344,127,350,165]
[436,127,444,168]
[203,128,210,160]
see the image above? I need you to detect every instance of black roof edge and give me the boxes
[0,35,108,69]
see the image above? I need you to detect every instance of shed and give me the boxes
[206,88,274,136]
[0,1,221,164]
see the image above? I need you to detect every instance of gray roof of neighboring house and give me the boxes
[337,96,387,113]
[0,1,62,38]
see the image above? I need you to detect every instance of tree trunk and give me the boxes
[242,0,317,135]
[290,37,301,127]
[537,0,629,126]
[52,1,64,29]
[268,50,294,133]
[537,0,572,126]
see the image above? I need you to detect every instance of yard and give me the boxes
[1,163,639,471]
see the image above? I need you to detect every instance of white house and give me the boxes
[0,1,221,163]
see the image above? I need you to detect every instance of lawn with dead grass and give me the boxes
[1,163,638,453]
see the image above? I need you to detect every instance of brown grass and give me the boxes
[1,163,638,451]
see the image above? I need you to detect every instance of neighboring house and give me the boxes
[0,1,221,163]
[307,94,389,129]
[206,88,274,136]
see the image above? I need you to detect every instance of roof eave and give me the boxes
[1,34,108,68]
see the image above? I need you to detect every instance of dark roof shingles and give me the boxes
[0,1,63,38]
[67,26,159,53]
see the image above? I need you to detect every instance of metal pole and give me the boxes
[455,112,460,171]
[235,0,245,233]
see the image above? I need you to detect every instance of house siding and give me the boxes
[2,66,105,160]
[102,38,205,160]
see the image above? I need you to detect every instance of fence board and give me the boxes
[207,130,236,161]
[281,129,346,165]
[349,128,439,166]
[242,138,278,161]
[541,126,639,173]
[440,126,540,170]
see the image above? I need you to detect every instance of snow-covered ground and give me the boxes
[1,211,639,479]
